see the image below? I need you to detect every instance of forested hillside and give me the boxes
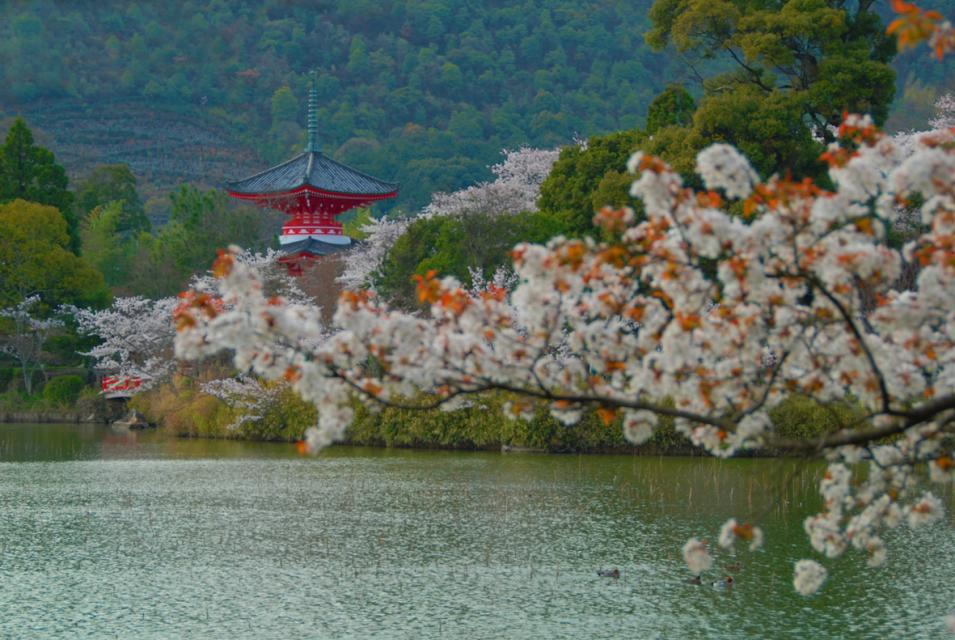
[1,0,950,215]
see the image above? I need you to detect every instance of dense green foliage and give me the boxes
[0,118,78,250]
[0,199,109,308]
[347,395,856,452]
[41,375,85,406]
[130,375,316,441]
[646,0,897,126]
[642,0,899,180]
[120,186,275,297]
[0,384,102,414]
[80,202,137,288]
[77,183,278,297]
[375,210,567,308]
[76,164,150,236]
[645,84,696,135]
[346,395,686,452]
[135,375,852,454]
[0,1,708,214]
[539,129,645,236]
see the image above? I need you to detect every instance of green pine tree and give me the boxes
[0,117,79,252]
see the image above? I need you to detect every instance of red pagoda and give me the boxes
[226,73,398,271]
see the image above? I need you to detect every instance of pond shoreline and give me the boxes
[0,411,104,424]
[1,419,812,457]
[1,419,813,457]
[115,425,809,457]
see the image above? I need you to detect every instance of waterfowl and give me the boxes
[712,575,734,589]
[597,568,620,579]
[725,561,741,572]
[686,575,703,585]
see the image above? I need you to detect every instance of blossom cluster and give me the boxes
[890,0,955,58]
[337,217,409,290]
[421,146,560,219]
[73,296,179,387]
[74,249,308,392]
[339,147,559,290]
[0,296,64,339]
[175,115,955,595]
[200,375,287,430]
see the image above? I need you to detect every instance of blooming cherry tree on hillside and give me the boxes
[189,248,312,305]
[422,147,560,219]
[932,93,955,130]
[339,147,560,290]
[174,116,955,598]
[337,217,409,291]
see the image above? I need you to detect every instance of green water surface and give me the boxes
[0,423,951,639]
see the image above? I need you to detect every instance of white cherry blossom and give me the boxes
[682,538,713,575]
[794,559,827,596]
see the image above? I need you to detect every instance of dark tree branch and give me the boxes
[808,276,892,414]
[724,46,775,92]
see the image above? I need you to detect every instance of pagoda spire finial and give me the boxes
[306,70,319,153]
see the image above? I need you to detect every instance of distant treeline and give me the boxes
[0,0,950,214]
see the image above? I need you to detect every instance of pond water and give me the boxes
[0,423,952,639]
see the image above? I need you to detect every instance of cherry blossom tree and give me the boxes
[932,93,955,130]
[467,265,519,296]
[175,114,955,599]
[0,296,63,394]
[73,296,179,387]
[422,147,560,219]
[893,93,955,159]
[338,147,560,290]
[190,248,312,305]
[74,249,309,391]
[200,375,287,430]
[337,217,409,290]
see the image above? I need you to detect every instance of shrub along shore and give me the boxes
[127,376,857,455]
[0,371,126,423]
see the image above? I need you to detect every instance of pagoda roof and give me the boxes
[226,150,398,197]
[279,236,359,258]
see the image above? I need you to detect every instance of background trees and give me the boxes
[0,200,109,309]
[0,0,948,216]
[75,164,150,236]
[0,296,64,395]
[116,186,277,298]
[0,118,78,251]
[642,0,898,179]
[645,0,897,128]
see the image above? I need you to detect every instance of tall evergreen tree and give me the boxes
[644,0,897,178]
[0,117,78,251]
[76,164,150,236]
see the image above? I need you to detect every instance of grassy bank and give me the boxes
[131,376,859,455]
[0,372,115,422]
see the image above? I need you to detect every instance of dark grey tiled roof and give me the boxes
[279,237,357,257]
[226,151,398,196]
